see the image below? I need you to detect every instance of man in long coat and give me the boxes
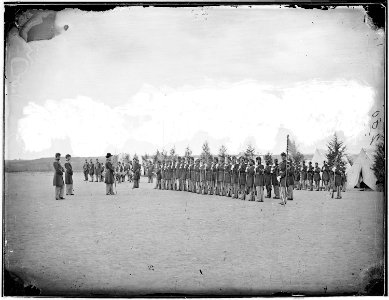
[271,159,280,199]
[133,157,141,188]
[53,153,65,200]
[254,156,265,202]
[89,159,95,182]
[64,154,74,195]
[83,159,89,181]
[105,153,115,195]
[279,152,288,205]
[264,161,272,198]
[95,159,102,182]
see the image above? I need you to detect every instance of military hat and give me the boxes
[65,154,71,159]
[309,161,312,164]
[55,153,61,158]
[106,153,112,158]
[281,152,286,157]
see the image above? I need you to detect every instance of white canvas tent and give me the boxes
[311,148,327,166]
[347,148,377,190]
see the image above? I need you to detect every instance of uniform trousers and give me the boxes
[66,184,73,195]
[273,185,280,198]
[106,183,114,195]
[255,186,264,202]
[287,185,293,199]
[55,185,64,199]
[266,185,272,198]
[133,179,139,188]
[89,174,94,182]
[95,173,101,182]
[84,171,88,181]
[336,186,342,198]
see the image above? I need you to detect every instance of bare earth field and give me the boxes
[4,172,384,296]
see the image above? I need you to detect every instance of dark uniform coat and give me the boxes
[206,164,213,181]
[195,164,200,182]
[322,165,330,182]
[238,163,246,185]
[314,166,321,181]
[89,163,94,175]
[232,163,239,184]
[133,162,141,180]
[156,166,162,180]
[271,164,279,186]
[64,162,73,184]
[254,164,264,186]
[224,163,231,184]
[301,164,307,180]
[307,165,314,180]
[217,163,224,182]
[200,164,206,182]
[279,160,287,187]
[335,166,342,187]
[287,164,294,186]
[105,161,115,184]
[246,165,255,188]
[294,166,300,182]
[264,165,272,186]
[53,161,64,187]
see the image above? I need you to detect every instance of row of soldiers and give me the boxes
[83,159,138,183]
[152,154,346,201]
[83,159,105,182]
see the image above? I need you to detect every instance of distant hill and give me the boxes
[5,156,106,173]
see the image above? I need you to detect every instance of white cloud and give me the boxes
[17,80,374,157]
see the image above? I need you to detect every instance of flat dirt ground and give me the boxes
[4,172,384,296]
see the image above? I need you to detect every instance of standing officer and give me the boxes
[231,156,239,199]
[147,161,154,183]
[89,159,95,182]
[155,161,162,189]
[246,158,255,201]
[105,153,115,195]
[272,159,280,199]
[53,153,65,200]
[294,162,301,190]
[224,156,232,197]
[254,156,264,202]
[161,161,166,190]
[95,159,101,182]
[238,156,247,200]
[264,160,272,198]
[194,158,200,193]
[314,162,321,191]
[301,161,307,190]
[307,161,314,191]
[205,156,213,194]
[133,157,141,189]
[199,158,206,194]
[279,152,288,205]
[175,157,181,191]
[217,157,225,196]
[83,159,89,181]
[101,163,105,182]
[334,163,343,199]
[287,158,294,200]
[64,154,74,196]
[322,161,330,191]
[211,157,218,195]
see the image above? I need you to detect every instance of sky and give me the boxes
[5,5,385,160]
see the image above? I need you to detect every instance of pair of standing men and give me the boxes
[53,153,74,200]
